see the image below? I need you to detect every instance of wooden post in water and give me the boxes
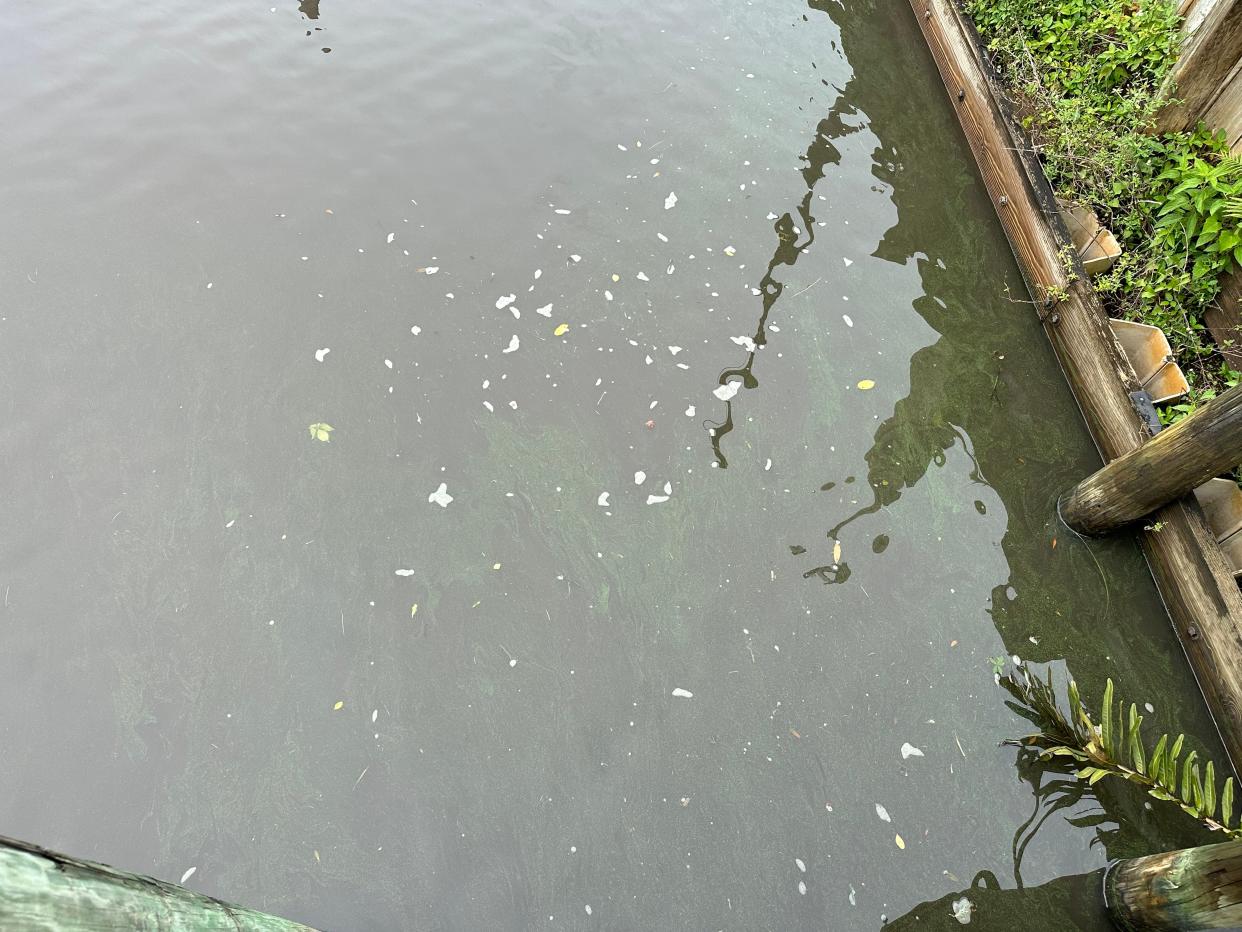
[1060,383,1242,535]
[1106,838,1242,930]
[0,834,319,931]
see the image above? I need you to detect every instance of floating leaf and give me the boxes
[894,833,905,849]
[333,700,344,711]
[832,540,842,563]
[410,604,419,617]
[308,423,334,442]
[554,323,570,336]
[857,379,876,390]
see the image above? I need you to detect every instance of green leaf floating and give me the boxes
[308,423,334,442]
[1000,662,1241,839]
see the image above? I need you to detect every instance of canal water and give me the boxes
[0,0,1223,928]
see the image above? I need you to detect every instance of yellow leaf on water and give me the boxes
[493,563,502,570]
[554,323,570,337]
[857,379,876,391]
[410,604,419,617]
[832,540,842,563]
[895,833,906,850]
[333,700,344,711]
[313,850,320,862]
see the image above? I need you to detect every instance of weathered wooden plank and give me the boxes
[1158,0,1242,134]
[0,834,319,931]
[1106,837,1242,930]
[909,0,1242,775]
[1205,267,1242,370]
[1061,383,1242,534]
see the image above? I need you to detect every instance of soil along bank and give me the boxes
[908,0,1242,774]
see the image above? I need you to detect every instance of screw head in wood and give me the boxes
[1188,625,1200,639]
[958,89,965,101]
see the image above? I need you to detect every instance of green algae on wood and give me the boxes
[0,834,318,931]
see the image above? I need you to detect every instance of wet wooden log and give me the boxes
[0,834,318,931]
[1106,838,1242,930]
[910,0,1242,776]
[1061,383,1242,535]
[1156,0,1242,135]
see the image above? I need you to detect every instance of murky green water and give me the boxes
[0,0,1226,928]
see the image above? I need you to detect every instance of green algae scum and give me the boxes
[0,0,1228,928]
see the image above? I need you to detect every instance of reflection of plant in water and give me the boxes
[1001,663,1240,840]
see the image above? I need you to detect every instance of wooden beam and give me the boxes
[910,0,1242,774]
[0,834,318,931]
[1061,383,1242,534]
[1205,268,1242,372]
[1158,0,1242,134]
[1106,837,1242,930]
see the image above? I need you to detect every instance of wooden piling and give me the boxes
[0,834,318,931]
[1105,837,1242,930]
[1061,383,1242,535]
[910,0,1242,775]
[1156,0,1242,136]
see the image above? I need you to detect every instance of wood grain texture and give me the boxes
[1106,837,1242,930]
[1061,384,1242,533]
[910,0,1242,774]
[1158,0,1242,134]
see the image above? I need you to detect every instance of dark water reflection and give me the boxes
[0,0,1221,928]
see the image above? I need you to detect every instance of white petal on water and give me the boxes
[798,881,807,896]
[647,494,670,504]
[605,290,614,301]
[685,405,696,417]
[496,294,516,310]
[636,271,650,281]
[536,303,553,317]
[180,867,197,884]
[951,897,974,925]
[423,266,439,275]
[510,307,520,319]
[671,687,693,698]
[634,471,646,485]
[901,742,925,760]
[534,269,542,280]
[713,381,741,401]
[766,212,779,220]
[555,208,572,215]
[395,569,416,576]
[795,858,806,872]
[664,192,678,210]
[724,245,736,256]
[314,348,330,362]
[384,359,393,369]
[387,233,395,244]
[875,803,891,822]
[843,257,853,266]
[663,481,671,495]
[730,335,757,352]
[585,904,593,916]
[849,885,857,907]
[644,355,653,365]
[503,335,520,354]
[597,492,611,507]
[668,346,682,355]
[428,483,454,508]
[411,325,422,335]
[657,233,669,243]
[570,254,582,263]
[667,263,675,274]
[843,314,854,327]
[765,458,772,471]
[372,709,378,723]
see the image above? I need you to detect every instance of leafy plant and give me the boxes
[1000,663,1240,838]
[966,0,1242,423]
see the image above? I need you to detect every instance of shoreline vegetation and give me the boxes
[964,0,1242,427]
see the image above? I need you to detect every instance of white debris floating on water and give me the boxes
[503,335,520,354]
[536,303,553,317]
[496,294,516,310]
[664,192,678,210]
[394,569,416,577]
[671,687,693,698]
[180,867,197,884]
[901,742,925,760]
[597,492,611,507]
[795,858,806,872]
[875,803,892,822]
[428,483,454,508]
[713,380,741,401]
[634,471,646,485]
[314,347,330,362]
